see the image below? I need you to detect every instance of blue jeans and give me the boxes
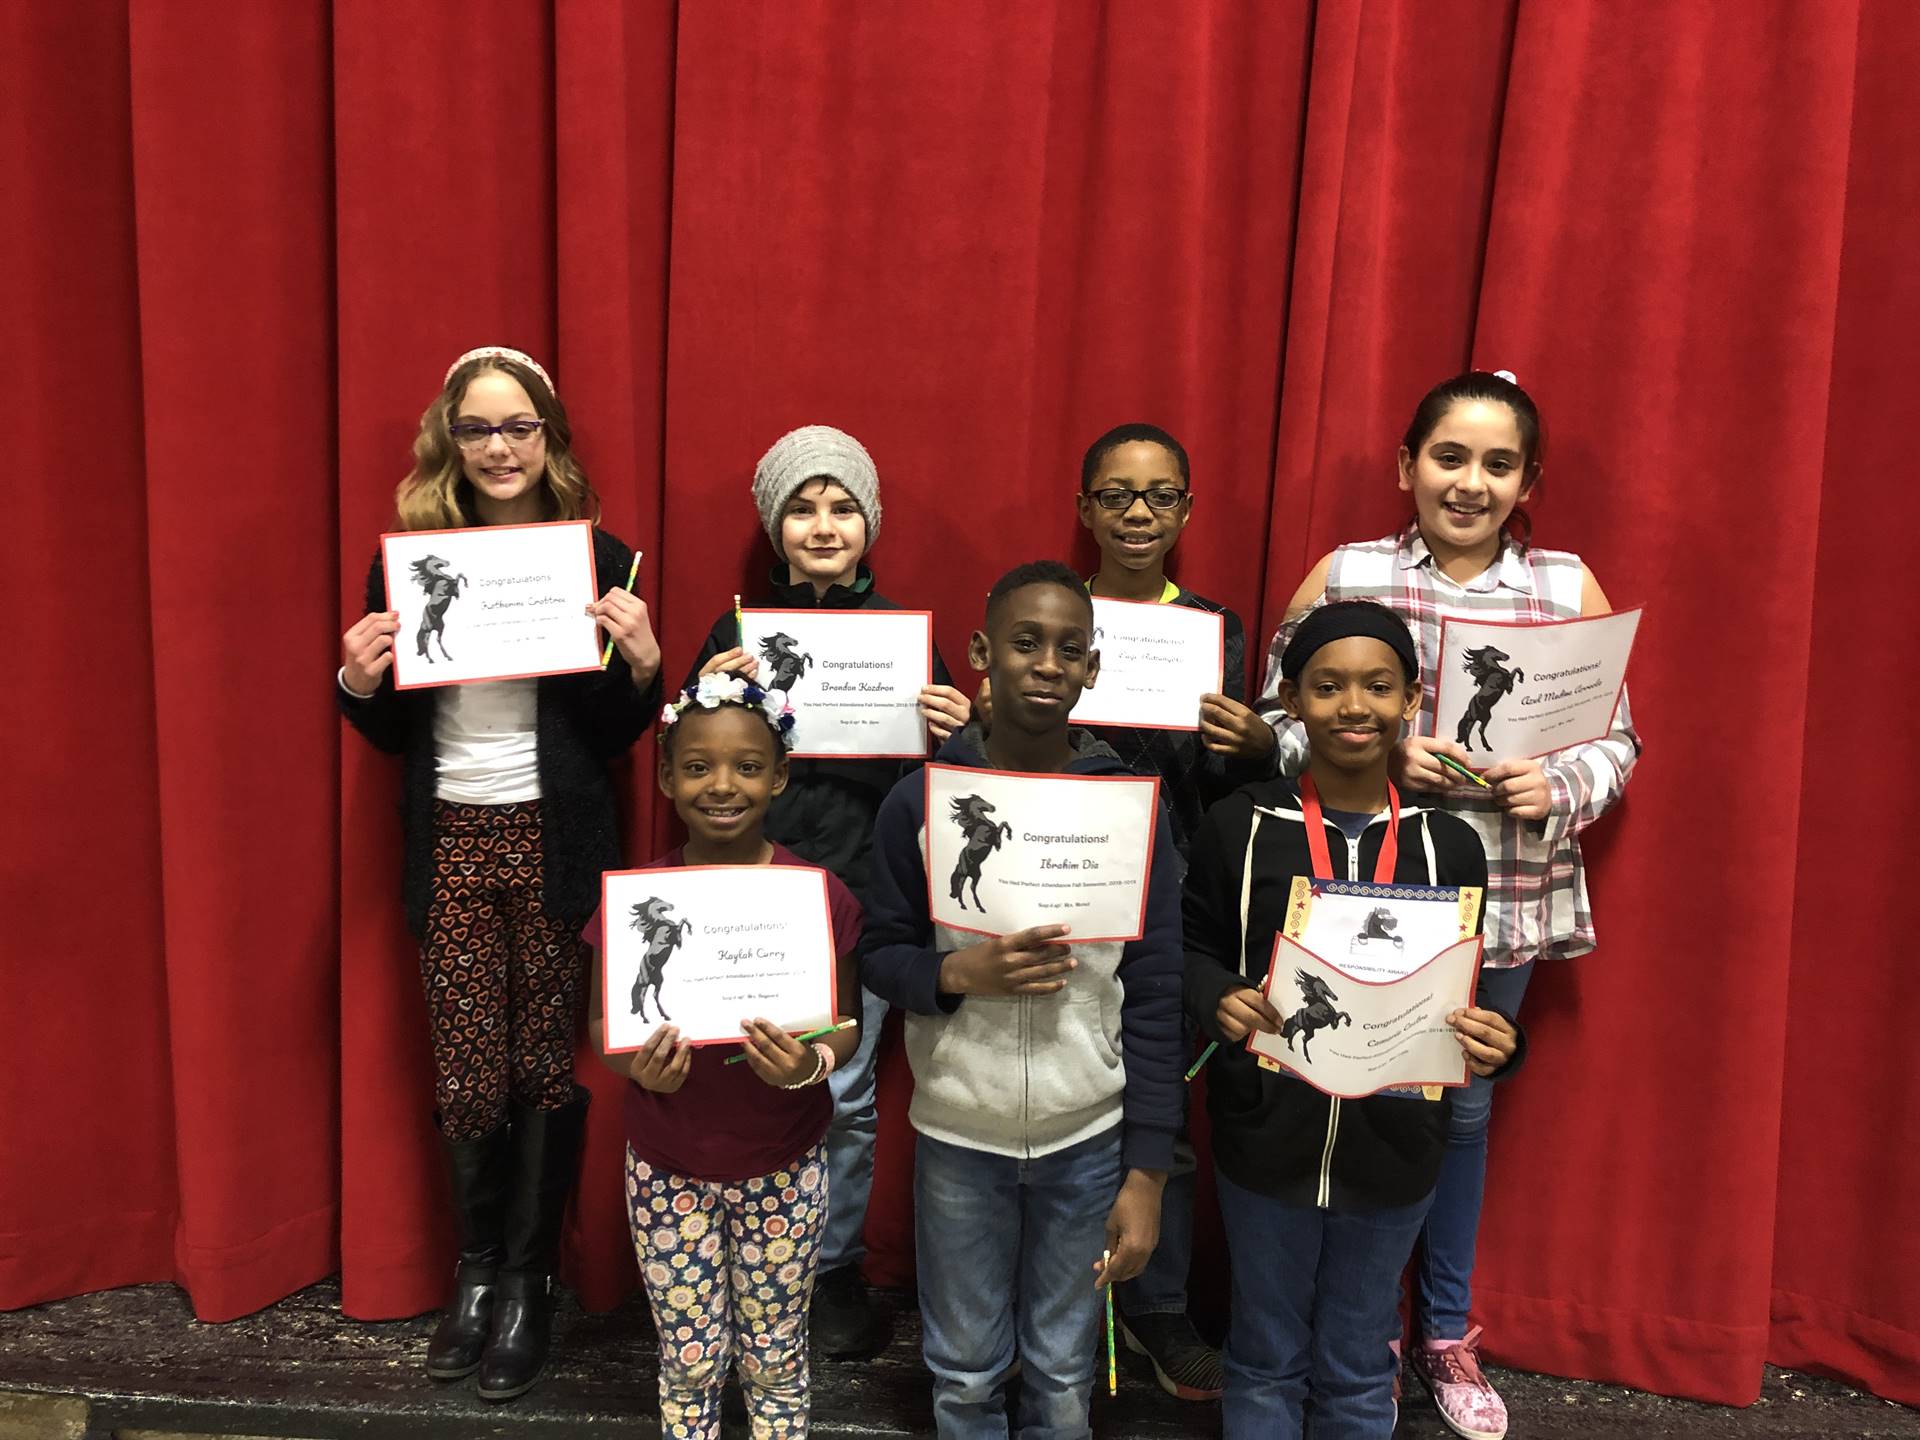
[820,982,889,1273]
[1117,1133,1194,1318]
[1417,960,1534,1339]
[1217,1168,1434,1440]
[915,1127,1123,1440]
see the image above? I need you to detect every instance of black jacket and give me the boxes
[1083,587,1277,862]
[682,564,952,908]
[338,526,660,937]
[1183,775,1523,1210]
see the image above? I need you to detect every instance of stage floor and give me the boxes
[0,1279,1913,1439]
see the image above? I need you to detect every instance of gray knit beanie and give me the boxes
[751,425,883,549]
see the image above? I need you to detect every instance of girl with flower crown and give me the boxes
[337,347,662,1401]
[1251,371,1640,1439]
[585,677,861,1439]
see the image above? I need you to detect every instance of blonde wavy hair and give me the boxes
[394,354,601,530]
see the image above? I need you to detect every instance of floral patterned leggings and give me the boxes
[625,1141,828,1439]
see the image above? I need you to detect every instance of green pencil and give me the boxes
[1184,1041,1219,1082]
[1437,752,1492,789]
[722,1016,858,1064]
[599,551,643,666]
[1104,1249,1117,1395]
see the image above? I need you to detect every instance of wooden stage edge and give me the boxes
[0,1279,1915,1439]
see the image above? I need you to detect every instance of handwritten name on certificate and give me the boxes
[923,763,1161,942]
[600,865,838,1051]
[739,609,933,759]
[1070,597,1224,731]
[1248,934,1484,1098]
[1281,877,1483,983]
[1431,608,1642,764]
[381,520,604,690]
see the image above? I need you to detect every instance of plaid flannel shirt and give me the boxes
[1254,526,1640,965]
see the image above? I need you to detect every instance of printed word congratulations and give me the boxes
[477,574,554,587]
[1363,996,1429,1040]
[703,920,785,937]
[821,660,892,670]
[1022,831,1112,845]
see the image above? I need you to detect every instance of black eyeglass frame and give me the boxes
[1084,485,1191,513]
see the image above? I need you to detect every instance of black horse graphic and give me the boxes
[628,897,693,1023]
[947,794,1013,912]
[409,555,468,663]
[757,632,814,696]
[1348,906,1404,954]
[1280,970,1352,1062]
[1456,645,1525,752]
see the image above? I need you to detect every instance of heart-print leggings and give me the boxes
[421,800,587,1141]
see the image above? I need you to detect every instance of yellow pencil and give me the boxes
[600,551,643,666]
[734,592,745,649]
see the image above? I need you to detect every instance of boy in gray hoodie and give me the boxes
[863,560,1185,1439]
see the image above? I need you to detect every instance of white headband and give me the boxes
[444,346,555,395]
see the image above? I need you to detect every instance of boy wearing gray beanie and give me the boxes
[682,424,969,1358]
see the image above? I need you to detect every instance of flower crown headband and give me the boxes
[660,671,797,742]
[445,346,556,395]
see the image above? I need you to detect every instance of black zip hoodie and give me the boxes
[1184,775,1524,1210]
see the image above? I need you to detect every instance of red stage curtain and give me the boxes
[5,0,1916,1407]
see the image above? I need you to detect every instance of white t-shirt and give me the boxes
[432,679,541,804]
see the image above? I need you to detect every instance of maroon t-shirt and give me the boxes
[584,844,861,1182]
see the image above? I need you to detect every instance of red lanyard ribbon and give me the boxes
[1298,774,1400,883]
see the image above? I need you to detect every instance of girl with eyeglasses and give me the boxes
[337,347,663,1402]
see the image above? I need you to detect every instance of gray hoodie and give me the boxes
[861,724,1185,1170]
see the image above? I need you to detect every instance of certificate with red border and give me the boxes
[923,763,1161,942]
[739,608,933,759]
[1430,608,1641,765]
[1070,596,1225,731]
[380,520,603,690]
[599,865,838,1052]
[1247,933,1484,1099]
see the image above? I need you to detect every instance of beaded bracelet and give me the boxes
[780,1041,836,1090]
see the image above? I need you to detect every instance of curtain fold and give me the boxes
[4,0,1914,1405]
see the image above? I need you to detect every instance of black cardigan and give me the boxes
[681,563,952,908]
[1183,775,1523,1210]
[338,526,660,938]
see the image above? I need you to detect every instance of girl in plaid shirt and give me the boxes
[1254,371,1640,1440]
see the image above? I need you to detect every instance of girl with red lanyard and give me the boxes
[1183,601,1522,1440]
[1257,371,1640,1439]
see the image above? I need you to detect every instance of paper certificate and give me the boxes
[1281,877,1484,982]
[1247,934,1484,1098]
[1431,608,1642,763]
[739,608,933,759]
[1069,597,1225,731]
[600,866,839,1051]
[381,520,604,690]
[923,763,1161,942]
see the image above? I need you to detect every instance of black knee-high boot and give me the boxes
[476,1085,590,1402]
[426,1118,511,1380]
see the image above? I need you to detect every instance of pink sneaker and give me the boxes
[1411,1327,1508,1440]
